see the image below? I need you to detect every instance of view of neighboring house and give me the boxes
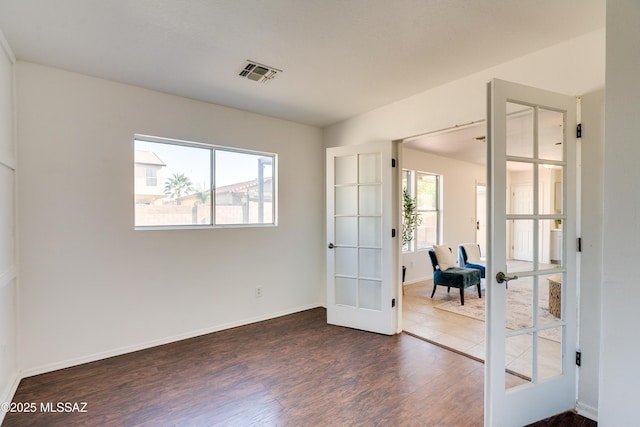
[134,149,273,226]
[211,177,274,225]
[134,150,166,204]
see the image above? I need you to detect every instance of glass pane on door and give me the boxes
[359,153,381,183]
[539,219,562,269]
[507,219,534,273]
[335,217,357,246]
[360,185,381,215]
[335,277,356,306]
[538,108,564,162]
[359,248,381,279]
[332,152,383,312]
[335,247,357,277]
[335,186,357,215]
[538,273,563,325]
[506,333,533,387]
[335,155,357,184]
[359,217,381,246]
[359,279,382,310]
[539,165,564,215]
[537,328,563,381]
[507,162,534,215]
[505,275,534,332]
[506,103,534,158]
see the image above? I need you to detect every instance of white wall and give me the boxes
[324,29,605,150]
[324,29,605,419]
[0,28,18,422]
[16,62,325,374]
[401,147,484,283]
[599,1,640,425]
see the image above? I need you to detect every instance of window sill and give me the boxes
[135,223,277,231]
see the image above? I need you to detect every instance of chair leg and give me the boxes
[460,287,465,305]
[431,284,437,298]
[447,286,451,293]
[477,283,481,298]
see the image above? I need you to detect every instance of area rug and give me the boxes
[434,283,561,342]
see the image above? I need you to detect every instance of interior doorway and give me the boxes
[400,120,488,360]
[400,102,571,383]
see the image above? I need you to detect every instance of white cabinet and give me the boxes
[550,229,562,264]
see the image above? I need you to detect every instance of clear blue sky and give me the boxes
[136,140,273,190]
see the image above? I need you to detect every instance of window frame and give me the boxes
[134,134,277,230]
[145,168,158,187]
[402,169,442,252]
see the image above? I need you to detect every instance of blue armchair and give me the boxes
[428,247,481,305]
[458,243,486,279]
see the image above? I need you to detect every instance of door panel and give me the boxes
[326,142,398,335]
[486,79,577,426]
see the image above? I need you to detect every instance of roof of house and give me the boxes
[215,177,273,194]
[176,177,274,203]
[135,150,166,166]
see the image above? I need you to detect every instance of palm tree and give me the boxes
[164,173,195,202]
[194,185,211,205]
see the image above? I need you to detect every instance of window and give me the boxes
[402,169,412,252]
[415,172,440,250]
[402,169,441,251]
[145,168,158,186]
[134,136,276,228]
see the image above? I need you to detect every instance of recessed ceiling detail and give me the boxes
[238,60,281,83]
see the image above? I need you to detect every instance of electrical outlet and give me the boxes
[255,287,263,298]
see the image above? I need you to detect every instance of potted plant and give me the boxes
[402,187,422,283]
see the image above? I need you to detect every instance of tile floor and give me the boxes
[403,280,487,360]
[402,279,562,384]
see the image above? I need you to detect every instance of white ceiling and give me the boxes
[404,121,487,166]
[0,0,604,128]
[404,106,566,168]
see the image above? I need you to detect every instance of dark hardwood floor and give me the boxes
[3,308,594,426]
[526,411,597,427]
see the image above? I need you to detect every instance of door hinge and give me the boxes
[392,298,396,308]
[577,237,582,252]
[392,228,396,238]
[391,158,396,168]
[577,123,582,138]
[576,351,582,367]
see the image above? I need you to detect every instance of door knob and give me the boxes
[496,271,518,284]
[328,243,335,249]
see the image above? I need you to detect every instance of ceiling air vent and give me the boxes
[238,60,281,83]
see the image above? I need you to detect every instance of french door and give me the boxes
[326,142,398,335]
[486,79,578,426]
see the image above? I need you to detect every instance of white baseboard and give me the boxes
[21,304,321,378]
[576,401,598,422]
[402,276,431,286]
[0,370,21,425]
